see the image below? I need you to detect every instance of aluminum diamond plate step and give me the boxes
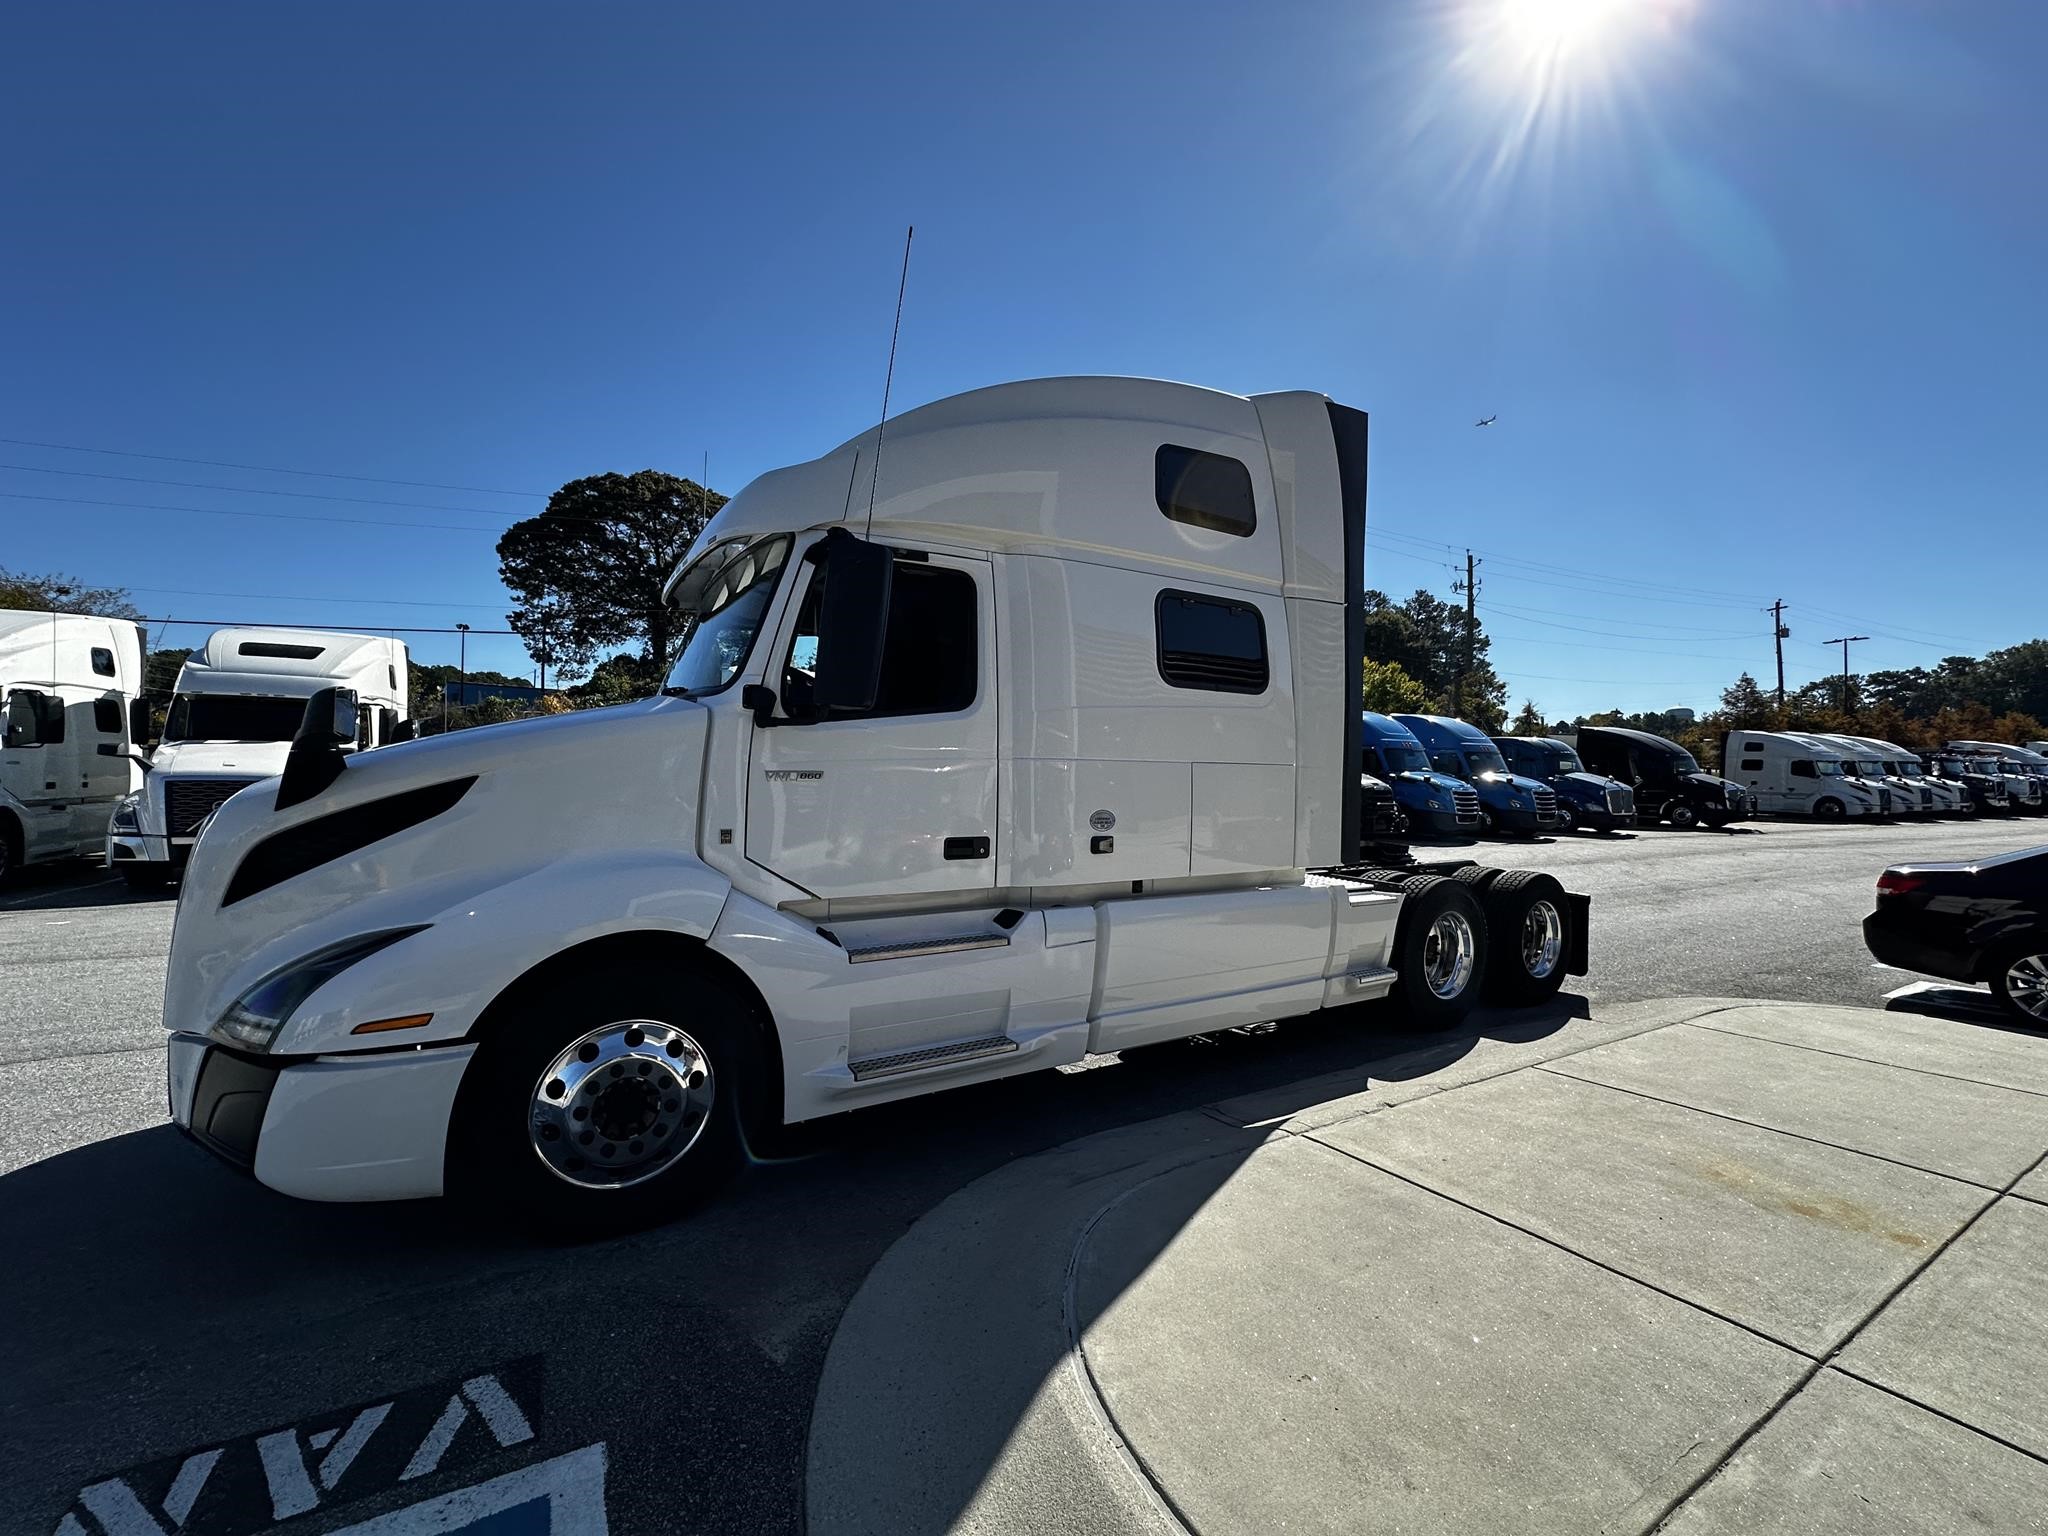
[848,1036,1019,1081]
[844,933,1011,963]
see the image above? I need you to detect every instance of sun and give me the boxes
[1496,0,1640,60]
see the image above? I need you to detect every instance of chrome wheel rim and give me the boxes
[1423,911,1477,1000]
[1670,805,1696,827]
[1522,900,1564,980]
[2006,954,2048,1022]
[528,1020,714,1190]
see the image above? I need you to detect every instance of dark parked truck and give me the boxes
[1395,714,1559,836]
[1359,711,1479,837]
[1359,771,1408,840]
[1573,725,1748,829]
[1493,735,1636,832]
[1948,741,2048,815]
[1928,751,2011,815]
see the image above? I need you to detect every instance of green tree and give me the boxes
[497,470,726,686]
[568,651,663,707]
[1361,656,1431,714]
[1977,640,2048,721]
[0,566,141,619]
[1508,699,1546,735]
[1718,673,1776,729]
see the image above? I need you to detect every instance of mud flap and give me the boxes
[1566,892,1593,977]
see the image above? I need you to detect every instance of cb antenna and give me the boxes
[864,224,914,535]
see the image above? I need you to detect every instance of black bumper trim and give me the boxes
[185,1043,283,1170]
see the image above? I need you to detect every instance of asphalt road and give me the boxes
[2,814,2041,1535]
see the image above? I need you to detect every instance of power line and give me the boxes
[0,436,543,498]
[0,460,519,518]
[119,583,509,611]
[138,615,519,635]
[0,489,503,534]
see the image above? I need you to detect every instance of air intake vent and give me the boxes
[222,777,477,907]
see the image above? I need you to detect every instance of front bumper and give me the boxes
[1861,910,1979,985]
[108,832,190,867]
[1485,804,1548,833]
[167,1031,476,1201]
[1404,806,1479,837]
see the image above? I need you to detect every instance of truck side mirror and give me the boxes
[809,529,894,715]
[128,696,154,749]
[277,687,358,810]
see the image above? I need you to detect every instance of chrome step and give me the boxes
[843,933,1011,964]
[848,1035,1019,1081]
[1343,964,1398,993]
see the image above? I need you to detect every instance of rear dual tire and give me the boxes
[1478,870,1571,1006]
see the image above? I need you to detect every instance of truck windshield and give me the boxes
[1554,752,1583,773]
[164,693,309,743]
[1856,760,1886,776]
[1813,760,1846,776]
[1467,747,1510,777]
[1376,743,1431,774]
[1897,762,1924,778]
[663,536,792,697]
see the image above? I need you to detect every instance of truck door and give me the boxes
[79,691,133,838]
[746,546,998,901]
[2,689,75,857]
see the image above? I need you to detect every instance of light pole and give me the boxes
[1824,635,1869,715]
[451,622,470,732]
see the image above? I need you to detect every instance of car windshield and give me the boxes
[663,535,792,697]
[164,693,309,743]
[1377,743,1431,774]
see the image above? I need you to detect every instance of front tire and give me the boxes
[1388,875,1489,1029]
[449,971,753,1234]
[1813,798,1846,821]
[1552,801,1578,833]
[1990,940,2048,1029]
[1481,871,1571,1005]
[1666,802,1699,830]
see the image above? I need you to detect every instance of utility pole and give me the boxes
[1824,634,1868,715]
[1451,550,1479,717]
[446,622,469,732]
[1768,599,1789,707]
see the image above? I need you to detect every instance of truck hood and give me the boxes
[148,740,293,778]
[164,696,710,1039]
[1559,770,1628,798]
[1470,773,1550,801]
[1388,770,1471,798]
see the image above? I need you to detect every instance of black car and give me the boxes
[1574,726,1748,830]
[1863,844,2048,1026]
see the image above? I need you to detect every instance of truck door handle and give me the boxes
[943,836,990,860]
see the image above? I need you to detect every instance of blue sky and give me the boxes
[3,0,2041,717]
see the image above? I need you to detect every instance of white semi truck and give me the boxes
[158,378,1587,1230]
[1722,729,1889,819]
[109,627,410,890]
[0,609,147,883]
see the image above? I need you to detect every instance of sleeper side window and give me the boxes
[1155,590,1269,694]
[1791,760,1816,779]
[783,556,978,720]
[1156,445,1256,537]
[94,697,123,734]
[90,647,116,677]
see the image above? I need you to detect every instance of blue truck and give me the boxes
[1395,714,1561,836]
[1492,735,1637,833]
[1359,711,1480,837]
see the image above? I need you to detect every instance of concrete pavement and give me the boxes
[808,999,2048,1535]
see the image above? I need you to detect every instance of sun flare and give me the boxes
[1496,0,1640,60]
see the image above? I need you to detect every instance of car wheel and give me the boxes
[1480,870,1570,1006]
[1667,802,1699,830]
[1813,797,1846,821]
[1990,941,2048,1029]
[1388,875,1489,1029]
[449,970,754,1234]
[1552,801,1578,833]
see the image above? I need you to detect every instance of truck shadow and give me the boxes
[0,997,1589,1532]
[0,861,148,912]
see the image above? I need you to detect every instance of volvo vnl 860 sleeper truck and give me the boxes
[108,627,410,889]
[157,378,1588,1230]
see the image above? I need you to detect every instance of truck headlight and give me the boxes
[110,792,142,833]
[213,927,427,1051]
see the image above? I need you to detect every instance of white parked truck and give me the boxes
[158,378,1588,1230]
[1722,729,1888,819]
[1,609,146,883]
[1835,734,1968,816]
[109,627,410,889]
[1812,734,1930,816]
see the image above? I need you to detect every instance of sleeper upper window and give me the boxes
[1155,590,1268,694]
[90,647,116,677]
[1156,445,1255,537]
